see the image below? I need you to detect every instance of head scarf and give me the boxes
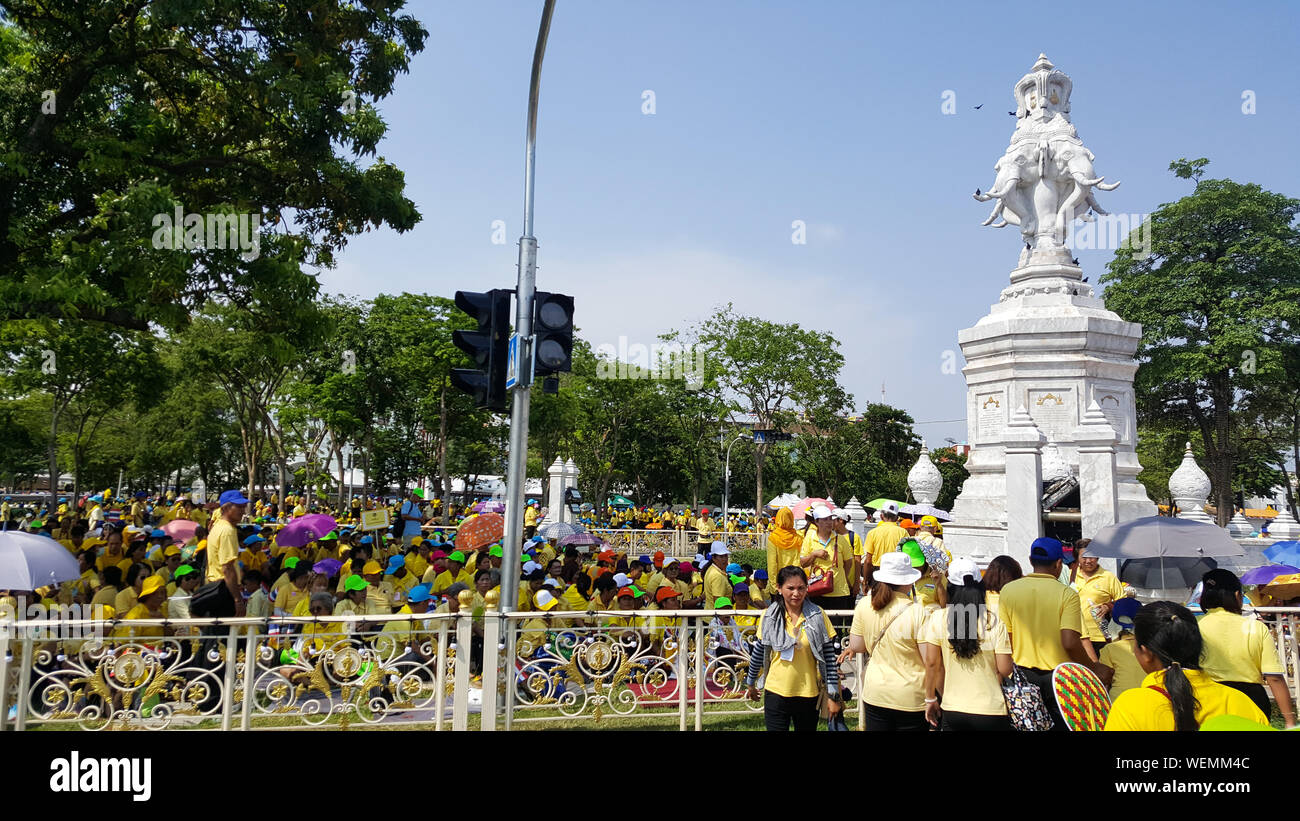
[767,507,802,552]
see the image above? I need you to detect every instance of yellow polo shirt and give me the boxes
[430,568,472,595]
[206,518,241,585]
[1197,608,1284,684]
[1098,635,1145,701]
[758,610,836,699]
[919,607,1011,716]
[997,573,1083,670]
[1104,668,1268,730]
[851,597,929,712]
[863,522,907,568]
[703,564,732,608]
[1071,568,1126,642]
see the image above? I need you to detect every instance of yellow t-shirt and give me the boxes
[430,568,472,595]
[206,518,242,585]
[997,573,1083,670]
[1197,608,1284,684]
[1098,635,1145,701]
[524,507,538,527]
[758,610,836,698]
[114,587,139,615]
[851,596,930,712]
[863,522,907,568]
[1071,569,1126,643]
[915,574,944,609]
[1104,669,1268,731]
[703,564,732,608]
[798,529,851,598]
[919,607,1011,716]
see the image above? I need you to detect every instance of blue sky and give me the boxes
[321,0,1300,446]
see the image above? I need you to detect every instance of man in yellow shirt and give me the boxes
[997,537,1103,731]
[429,551,473,595]
[1070,541,1128,654]
[695,509,715,549]
[197,490,248,618]
[523,500,539,539]
[702,542,733,609]
[861,503,907,589]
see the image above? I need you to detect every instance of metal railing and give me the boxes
[6,607,1291,731]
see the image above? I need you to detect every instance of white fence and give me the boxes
[8,607,1288,732]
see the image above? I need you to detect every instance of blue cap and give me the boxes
[407,583,433,603]
[1029,537,1064,562]
[732,582,750,594]
[219,489,250,506]
[243,534,265,545]
[90,494,103,502]
[385,555,404,574]
[638,555,651,565]
[150,529,167,538]
[754,569,768,580]
[1111,597,1141,629]
[725,562,742,574]
[359,535,373,545]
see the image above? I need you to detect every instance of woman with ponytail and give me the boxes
[918,558,1014,730]
[1104,602,1269,731]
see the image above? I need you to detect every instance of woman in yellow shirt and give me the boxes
[743,566,842,731]
[839,552,930,731]
[1097,598,1145,701]
[1104,601,1269,731]
[919,558,1013,730]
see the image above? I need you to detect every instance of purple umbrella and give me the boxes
[1240,564,1300,586]
[560,532,605,547]
[313,558,343,577]
[277,513,338,548]
[472,499,505,514]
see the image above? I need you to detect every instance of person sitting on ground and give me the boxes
[1104,601,1270,731]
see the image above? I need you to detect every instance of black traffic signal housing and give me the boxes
[532,292,574,377]
[451,289,512,412]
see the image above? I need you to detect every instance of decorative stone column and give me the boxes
[1269,488,1300,539]
[1001,406,1045,571]
[844,496,869,538]
[1167,442,1216,525]
[1227,508,1255,538]
[1072,401,1119,540]
[907,440,943,505]
[542,458,566,525]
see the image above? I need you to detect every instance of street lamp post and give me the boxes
[500,0,556,617]
[722,433,751,526]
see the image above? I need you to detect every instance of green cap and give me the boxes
[714,596,733,608]
[411,488,425,499]
[448,550,466,563]
[174,564,195,578]
[320,532,338,541]
[344,574,369,592]
[900,539,926,568]
[283,556,301,569]
[630,584,645,598]
[488,545,504,558]
[729,574,745,586]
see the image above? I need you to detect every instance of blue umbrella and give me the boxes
[1240,564,1300,586]
[1263,541,1300,566]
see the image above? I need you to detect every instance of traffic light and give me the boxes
[451,289,512,412]
[532,292,574,377]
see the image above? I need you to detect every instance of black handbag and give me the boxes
[190,580,235,617]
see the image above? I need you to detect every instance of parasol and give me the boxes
[276,514,339,548]
[458,512,505,551]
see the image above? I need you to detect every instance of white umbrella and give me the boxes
[766,493,802,510]
[537,521,586,540]
[0,531,81,590]
[901,503,952,521]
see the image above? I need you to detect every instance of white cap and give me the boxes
[878,501,899,516]
[613,572,632,587]
[693,553,705,565]
[874,551,921,586]
[811,505,834,520]
[663,557,679,567]
[543,578,561,589]
[832,508,851,521]
[522,561,542,574]
[711,541,731,555]
[947,557,981,587]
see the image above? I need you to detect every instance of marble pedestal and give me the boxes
[945,258,1157,563]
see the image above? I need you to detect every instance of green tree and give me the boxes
[1,0,426,331]
[1102,159,1300,524]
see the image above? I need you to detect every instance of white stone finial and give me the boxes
[1168,441,1215,524]
[907,443,943,505]
[1041,442,1073,483]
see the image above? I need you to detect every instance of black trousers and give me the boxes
[1019,667,1068,731]
[1221,680,1271,716]
[764,690,820,732]
[863,701,929,731]
[941,710,1012,731]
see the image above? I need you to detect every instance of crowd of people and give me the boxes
[1,489,1295,733]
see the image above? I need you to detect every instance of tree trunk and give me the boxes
[48,399,61,513]
[438,380,451,525]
